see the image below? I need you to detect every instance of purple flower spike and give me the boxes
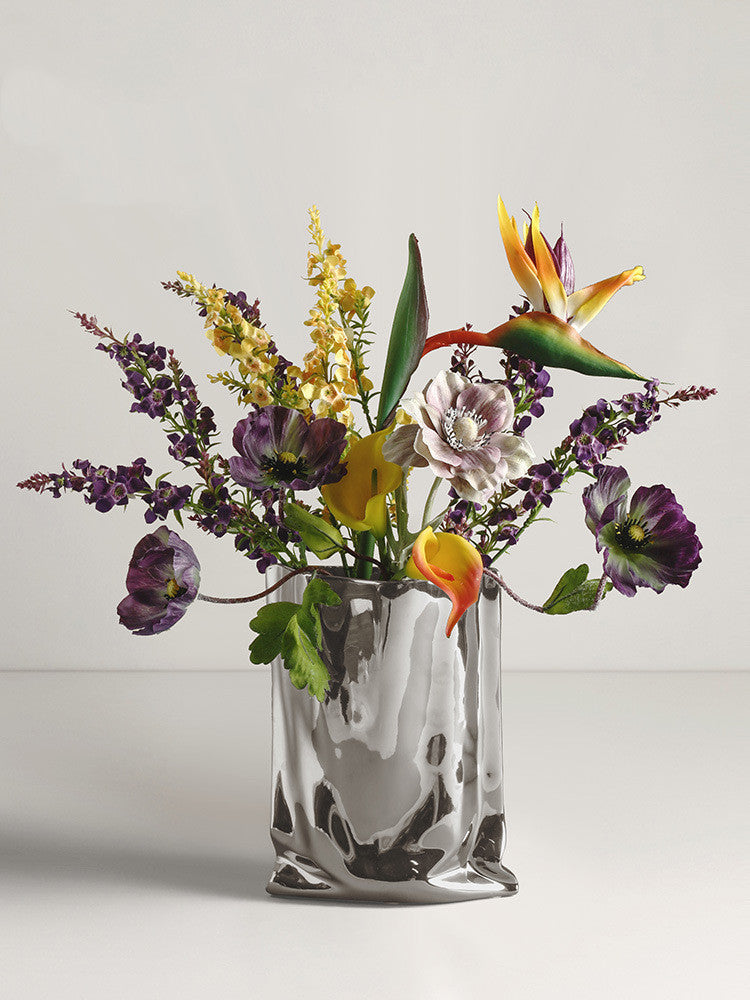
[582,466,702,597]
[117,527,200,635]
[229,405,347,492]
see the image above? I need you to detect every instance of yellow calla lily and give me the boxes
[406,527,484,637]
[321,430,402,538]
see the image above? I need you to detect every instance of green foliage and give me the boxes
[543,565,612,615]
[248,576,341,701]
[248,602,299,663]
[376,234,429,429]
[280,618,330,701]
[284,503,344,559]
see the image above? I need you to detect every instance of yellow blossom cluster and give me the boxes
[285,207,373,428]
[176,271,309,411]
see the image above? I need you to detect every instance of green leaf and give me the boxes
[543,565,589,609]
[248,577,339,699]
[543,566,612,615]
[284,503,345,558]
[376,234,429,429]
[248,602,299,663]
[297,577,341,647]
[280,617,331,702]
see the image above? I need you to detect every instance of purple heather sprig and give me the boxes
[73,313,218,467]
[500,353,554,435]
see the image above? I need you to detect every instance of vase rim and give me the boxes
[265,564,500,599]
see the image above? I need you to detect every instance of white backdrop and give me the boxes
[1,0,746,670]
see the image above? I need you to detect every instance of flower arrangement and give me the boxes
[19,198,715,699]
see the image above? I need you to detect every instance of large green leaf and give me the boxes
[297,577,341,647]
[280,618,331,702]
[248,575,341,701]
[248,602,299,663]
[284,503,344,559]
[376,234,429,429]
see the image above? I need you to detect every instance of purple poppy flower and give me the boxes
[117,527,200,635]
[229,405,347,492]
[582,466,702,597]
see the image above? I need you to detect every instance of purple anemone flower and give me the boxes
[229,405,347,492]
[117,527,200,635]
[582,466,701,597]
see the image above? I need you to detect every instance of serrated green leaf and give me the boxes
[280,617,331,702]
[284,503,345,558]
[297,577,341,647]
[543,565,589,610]
[248,601,299,663]
[376,234,429,429]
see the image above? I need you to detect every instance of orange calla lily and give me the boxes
[406,527,484,636]
[321,430,402,538]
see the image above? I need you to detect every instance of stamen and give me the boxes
[615,516,651,552]
[442,406,490,451]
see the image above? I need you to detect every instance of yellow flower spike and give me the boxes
[321,431,402,538]
[406,528,484,637]
[497,195,545,311]
[530,204,568,319]
[565,266,645,332]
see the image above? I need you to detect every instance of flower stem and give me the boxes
[197,567,322,604]
[590,573,609,611]
[354,532,376,579]
[421,477,442,530]
[483,568,546,613]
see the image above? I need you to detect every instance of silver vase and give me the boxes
[265,568,517,904]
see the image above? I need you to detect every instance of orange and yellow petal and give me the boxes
[530,204,568,320]
[497,196,545,311]
[566,266,645,332]
[406,528,484,637]
[321,430,402,537]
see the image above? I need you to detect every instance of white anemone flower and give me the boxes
[383,371,534,502]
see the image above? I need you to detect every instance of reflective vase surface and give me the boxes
[266,568,517,904]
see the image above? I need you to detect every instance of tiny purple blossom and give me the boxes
[117,527,200,635]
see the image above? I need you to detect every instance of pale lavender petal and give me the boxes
[381,425,429,468]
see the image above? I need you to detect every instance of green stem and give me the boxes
[421,477,442,530]
[354,532,376,579]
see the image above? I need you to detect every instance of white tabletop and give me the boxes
[1,670,746,1000]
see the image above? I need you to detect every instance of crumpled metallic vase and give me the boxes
[265,569,517,904]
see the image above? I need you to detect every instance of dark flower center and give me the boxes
[262,450,307,485]
[165,577,185,600]
[614,516,651,552]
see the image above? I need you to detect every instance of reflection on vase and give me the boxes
[266,569,517,904]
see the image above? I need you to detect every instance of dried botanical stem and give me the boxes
[483,568,546,613]
[197,567,330,604]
